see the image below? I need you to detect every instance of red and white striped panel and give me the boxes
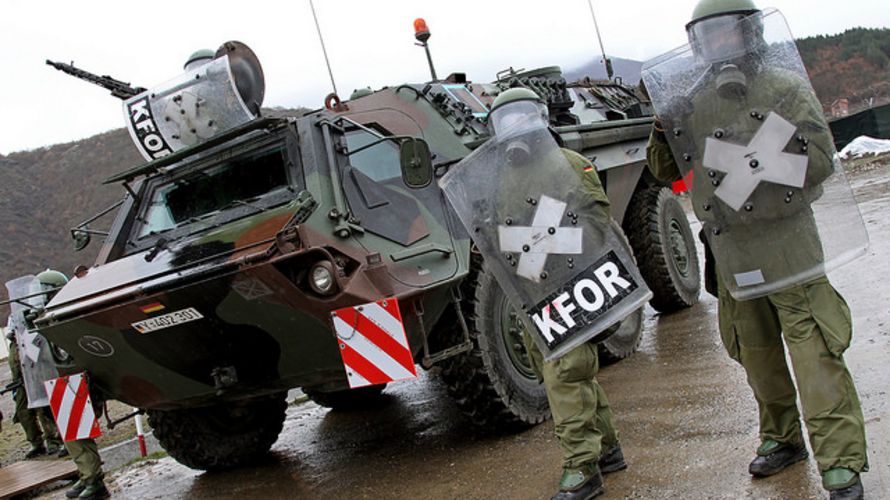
[44,373,102,442]
[331,298,417,389]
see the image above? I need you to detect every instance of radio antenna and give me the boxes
[309,0,338,96]
[586,0,614,80]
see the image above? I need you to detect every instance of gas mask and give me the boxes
[489,100,549,166]
[715,63,747,99]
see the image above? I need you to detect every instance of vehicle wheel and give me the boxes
[436,253,549,429]
[147,392,287,471]
[599,220,645,362]
[624,186,701,313]
[303,384,387,410]
[598,308,644,364]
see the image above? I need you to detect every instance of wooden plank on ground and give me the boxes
[0,459,78,498]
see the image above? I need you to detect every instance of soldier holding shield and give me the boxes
[443,88,653,499]
[642,1,868,498]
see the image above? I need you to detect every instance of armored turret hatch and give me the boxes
[122,41,265,161]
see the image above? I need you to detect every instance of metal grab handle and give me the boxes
[390,243,453,262]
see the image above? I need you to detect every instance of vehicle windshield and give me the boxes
[137,144,289,238]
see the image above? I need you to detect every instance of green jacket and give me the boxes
[646,66,834,293]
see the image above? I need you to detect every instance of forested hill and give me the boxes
[798,27,890,113]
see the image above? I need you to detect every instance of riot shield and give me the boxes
[122,55,256,161]
[642,8,868,299]
[5,276,58,408]
[440,116,651,360]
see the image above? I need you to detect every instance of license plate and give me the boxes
[132,307,204,333]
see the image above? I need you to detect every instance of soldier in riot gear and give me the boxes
[643,1,867,498]
[6,320,64,458]
[488,88,628,500]
[5,269,67,459]
[30,270,108,500]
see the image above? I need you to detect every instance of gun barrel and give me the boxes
[46,59,145,100]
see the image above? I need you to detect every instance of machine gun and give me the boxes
[1,379,23,396]
[46,59,146,100]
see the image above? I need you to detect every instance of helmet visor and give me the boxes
[688,14,748,63]
[489,100,549,137]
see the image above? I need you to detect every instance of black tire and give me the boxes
[598,308,644,364]
[598,220,645,362]
[303,384,387,411]
[624,186,701,313]
[147,392,287,471]
[437,253,549,429]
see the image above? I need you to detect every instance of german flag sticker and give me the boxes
[140,302,166,314]
[583,165,595,172]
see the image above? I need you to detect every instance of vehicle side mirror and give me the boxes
[72,227,91,252]
[399,138,433,188]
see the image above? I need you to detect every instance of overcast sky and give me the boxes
[1,0,886,155]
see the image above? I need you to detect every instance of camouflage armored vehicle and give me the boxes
[35,40,700,470]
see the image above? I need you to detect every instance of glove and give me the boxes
[653,115,667,143]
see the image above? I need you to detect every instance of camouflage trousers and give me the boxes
[717,274,868,473]
[65,438,104,484]
[523,333,619,469]
[13,387,62,449]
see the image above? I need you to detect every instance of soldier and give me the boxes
[643,1,867,499]
[63,438,106,500]
[488,88,627,500]
[6,317,65,459]
[32,270,108,500]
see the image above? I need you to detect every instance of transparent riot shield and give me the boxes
[122,55,257,161]
[642,8,868,299]
[440,116,651,360]
[5,276,58,408]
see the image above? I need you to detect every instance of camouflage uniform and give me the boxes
[7,338,63,454]
[64,438,104,486]
[646,77,868,476]
[522,149,620,470]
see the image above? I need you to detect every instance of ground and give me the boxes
[16,153,890,498]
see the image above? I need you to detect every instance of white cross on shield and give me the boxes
[497,195,584,283]
[703,112,809,211]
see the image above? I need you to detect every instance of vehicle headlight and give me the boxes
[309,262,336,296]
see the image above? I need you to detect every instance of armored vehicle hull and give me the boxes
[37,61,700,470]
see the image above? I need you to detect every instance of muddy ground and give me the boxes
[26,154,890,499]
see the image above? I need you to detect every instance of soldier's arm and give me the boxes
[784,81,835,186]
[561,148,611,226]
[646,122,683,183]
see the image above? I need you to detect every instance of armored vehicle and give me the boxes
[36,40,699,470]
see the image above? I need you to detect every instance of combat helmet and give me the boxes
[36,269,68,288]
[686,0,762,64]
[184,48,215,71]
[488,87,549,137]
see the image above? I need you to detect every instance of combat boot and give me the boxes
[551,462,604,500]
[77,481,109,500]
[24,444,46,459]
[748,440,808,477]
[823,468,864,500]
[65,480,86,499]
[598,444,627,475]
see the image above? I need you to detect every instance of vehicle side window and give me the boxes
[344,129,401,182]
[137,145,289,238]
